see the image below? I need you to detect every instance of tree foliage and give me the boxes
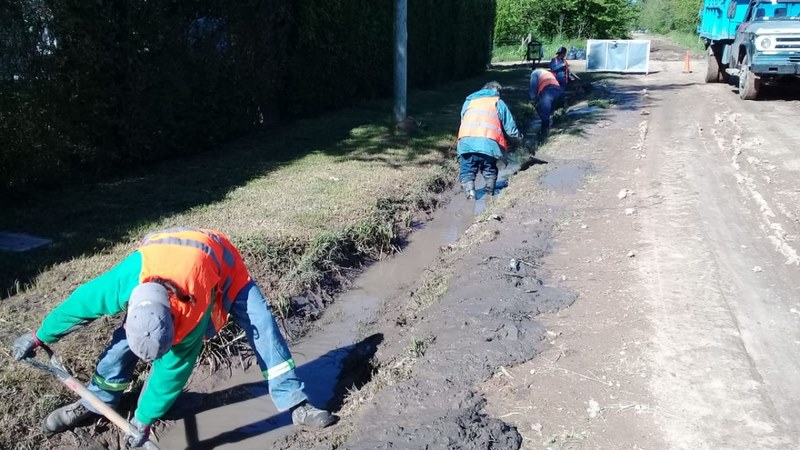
[637,0,703,34]
[1,0,494,191]
[494,0,637,42]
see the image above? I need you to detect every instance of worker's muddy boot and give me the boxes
[484,177,497,197]
[461,181,476,200]
[42,400,98,434]
[291,401,336,428]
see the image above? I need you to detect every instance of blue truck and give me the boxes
[698,0,800,99]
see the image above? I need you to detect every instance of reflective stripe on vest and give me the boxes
[138,228,251,343]
[538,71,561,95]
[457,96,509,151]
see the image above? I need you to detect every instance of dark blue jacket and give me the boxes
[549,57,569,88]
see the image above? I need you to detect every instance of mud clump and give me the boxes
[349,390,521,449]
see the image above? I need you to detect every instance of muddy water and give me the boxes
[539,164,587,193]
[157,192,476,449]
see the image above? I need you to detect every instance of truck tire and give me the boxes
[705,46,720,83]
[738,56,761,100]
[705,44,730,84]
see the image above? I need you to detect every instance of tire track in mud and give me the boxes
[709,109,800,266]
[635,79,798,448]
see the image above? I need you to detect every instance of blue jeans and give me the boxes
[537,86,564,131]
[458,153,498,184]
[84,281,307,414]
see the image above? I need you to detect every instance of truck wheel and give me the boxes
[705,46,721,83]
[738,57,761,100]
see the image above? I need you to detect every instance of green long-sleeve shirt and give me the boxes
[36,251,207,425]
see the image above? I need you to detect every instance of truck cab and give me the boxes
[699,0,800,99]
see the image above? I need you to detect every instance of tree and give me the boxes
[637,0,703,34]
[494,0,637,42]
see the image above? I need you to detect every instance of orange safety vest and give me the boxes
[537,70,561,95]
[457,96,509,151]
[137,228,252,343]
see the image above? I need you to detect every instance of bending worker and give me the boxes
[12,227,335,447]
[456,81,522,199]
[530,68,565,139]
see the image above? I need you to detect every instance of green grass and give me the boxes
[0,65,537,450]
[662,30,706,55]
[492,35,588,64]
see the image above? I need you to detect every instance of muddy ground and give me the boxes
[270,37,798,450]
[22,36,800,449]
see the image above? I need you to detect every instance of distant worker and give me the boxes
[12,227,335,448]
[456,81,523,199]
[530,68,565,139]
[549,47,571,88]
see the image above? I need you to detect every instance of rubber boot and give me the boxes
[461,180,476,200]
[484,177,497,197]
[291,401,336,428]
[43,400,98,434]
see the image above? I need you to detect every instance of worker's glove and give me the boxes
[12,332,41,360]
[126,417,151,448]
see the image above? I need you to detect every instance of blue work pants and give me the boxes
[458,152,498,184]
[537,85,565,131]
[84,281,306,414]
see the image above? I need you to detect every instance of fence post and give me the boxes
[393,0,408,122]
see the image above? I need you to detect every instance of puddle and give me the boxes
[0,232,51,252]
[540,164,587,193]
[158,192,477,449]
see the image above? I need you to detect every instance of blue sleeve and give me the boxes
[460,99,469,118]
[549,58,565,73]
[496,100,521,140]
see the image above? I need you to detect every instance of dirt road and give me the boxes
[152,40,800,449]
[480,53,800,447]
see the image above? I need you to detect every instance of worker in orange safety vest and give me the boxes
[456,81,523,199]
[12,227,335,447]
[529,69,565,140]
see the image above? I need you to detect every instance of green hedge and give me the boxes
[1,0,494,191]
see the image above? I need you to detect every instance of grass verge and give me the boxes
[0,67,533,449]
[661,30,706,55]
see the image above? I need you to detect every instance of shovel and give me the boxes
[23,343,160,450]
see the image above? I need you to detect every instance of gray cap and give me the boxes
[126,282,174,362]
[483,81,502,93]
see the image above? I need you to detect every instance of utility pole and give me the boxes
[393,0,407,123]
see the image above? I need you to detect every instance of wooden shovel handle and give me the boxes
[62,376,160,450]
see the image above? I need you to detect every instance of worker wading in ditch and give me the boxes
[456,81,523,200]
